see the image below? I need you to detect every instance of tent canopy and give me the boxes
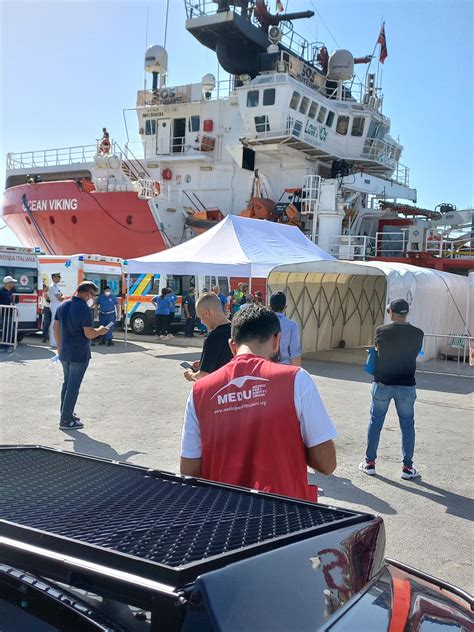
[127,215,333,277]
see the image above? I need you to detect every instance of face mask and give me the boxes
[104,291,111,297]
[87,298,94,307]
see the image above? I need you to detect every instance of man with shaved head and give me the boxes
[180,304,337,500]
[183,292,232,382]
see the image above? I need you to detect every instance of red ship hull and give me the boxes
[2,181,167,258]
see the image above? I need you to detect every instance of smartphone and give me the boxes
[180,362,193,370]
[105,321,115,329]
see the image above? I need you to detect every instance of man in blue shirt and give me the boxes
[212,285,228,313]
[152,288,171,339]
[97,285,118,347]
[270,291,302,366]
[54,281,109,429]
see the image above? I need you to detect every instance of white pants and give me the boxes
[50,305,59,347]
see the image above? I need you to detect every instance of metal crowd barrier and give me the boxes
[0,305,19,353]
[417,333,474,377]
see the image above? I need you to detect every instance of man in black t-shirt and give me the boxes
[359,299,424,480]
[183,292,232,382]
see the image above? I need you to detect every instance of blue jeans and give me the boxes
[366,382,417,468]
[60,361,89,423]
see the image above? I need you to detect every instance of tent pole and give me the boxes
[124,271,130,348]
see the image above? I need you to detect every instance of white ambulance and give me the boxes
[0,246,40,338]
[39,254,124,321]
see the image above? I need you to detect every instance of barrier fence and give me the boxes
[0,305,19,353]
[417,333,473,377]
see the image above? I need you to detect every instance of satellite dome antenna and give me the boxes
[144,44,168,90]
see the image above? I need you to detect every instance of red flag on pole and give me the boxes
[276,0,284,13]
[377,22,388,64]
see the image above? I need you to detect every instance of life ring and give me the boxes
[153,181,161,196]
[162,168,172,181]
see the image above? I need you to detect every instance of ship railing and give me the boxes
[136,79,233,107]
[326,235,376,260]
[425,233,474,259]
[6,144,101,170]
[374,230,408,257]
[154,133,217,157]
[361,138,409,185]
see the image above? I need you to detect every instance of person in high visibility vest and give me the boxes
[180,304,338,501]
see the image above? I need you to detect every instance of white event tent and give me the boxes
[127,214,334,278]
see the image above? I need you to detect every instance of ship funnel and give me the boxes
[202,73,216,99]
[145,45,168,89]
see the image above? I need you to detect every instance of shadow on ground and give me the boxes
[308,473,397,515]
[62,430,145,462]
[376,476,474,521]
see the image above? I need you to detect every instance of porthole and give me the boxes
[49,216,55,224]
[25,216,31,225]
[71,215,78,224]
[126,215,133,225]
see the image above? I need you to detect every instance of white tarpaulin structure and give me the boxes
[127,215,334,277]
[268,260,470,360]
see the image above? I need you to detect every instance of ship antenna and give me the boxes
[163,0,170,50]
[144,4,149,91]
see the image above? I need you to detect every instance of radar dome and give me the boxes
[327,50,354,81]
[201,73,216,93]
[145,45,168,74]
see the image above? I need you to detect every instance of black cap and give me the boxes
[388,298,409,314]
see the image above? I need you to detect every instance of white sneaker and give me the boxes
[167,333,174,338]
[359,461,376,476]
[401,466,421,480]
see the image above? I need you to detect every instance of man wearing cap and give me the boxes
[0,275,17,353]
[270,291,301,366]
[53,281,109,430]
[359,299,424,480]
[49,272,64,349]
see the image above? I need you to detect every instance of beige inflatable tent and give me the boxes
[268,260,469,360]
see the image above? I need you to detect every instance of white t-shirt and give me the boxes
[49,282,62,310]
[181,368,338,459]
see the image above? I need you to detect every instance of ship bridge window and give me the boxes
[293,120,303,137]
[308,101,318,119]
[317,106,327,124]
[189,116,200,132]
[263,88,276,105]
[336,115,350,135]
[351,116,366,137]
[326,111,335,127]
[145,120,156,135]
[289,91,301,110]
[247,90,259,107]
[299,96,310,115]
[255,115,270,133]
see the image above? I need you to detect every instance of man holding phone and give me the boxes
[183,292,232,382]
[54,281,109,430]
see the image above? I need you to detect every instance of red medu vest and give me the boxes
[192,354,317,501]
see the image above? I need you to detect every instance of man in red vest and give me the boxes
[180,305,337,501]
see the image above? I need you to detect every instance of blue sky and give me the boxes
[1,0,472,247]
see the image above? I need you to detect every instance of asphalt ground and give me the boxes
[1,333,473,593]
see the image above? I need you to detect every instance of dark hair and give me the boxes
[104,286,110,290]
[270,291,286,312]
[76,281,99,294]
[161,288,168,297]
[231,305,281,346]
